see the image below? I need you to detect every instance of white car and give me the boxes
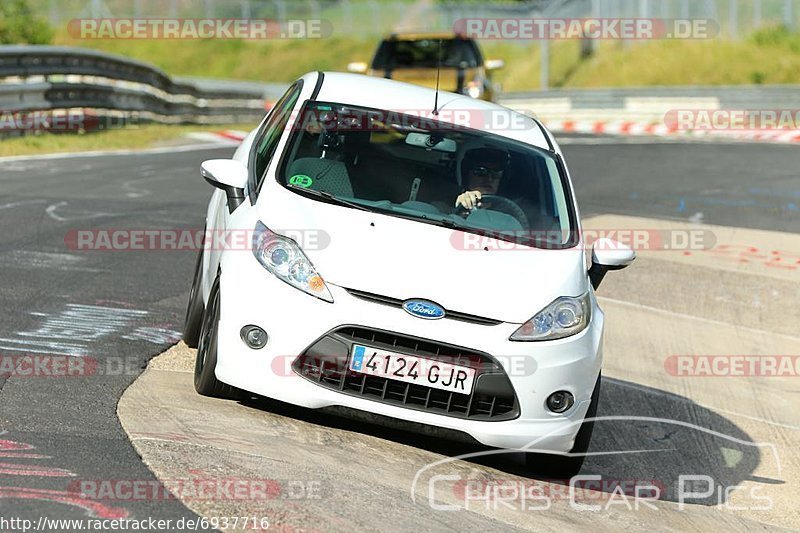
[183,72,634,477]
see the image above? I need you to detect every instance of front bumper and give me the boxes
[215,253,604,452]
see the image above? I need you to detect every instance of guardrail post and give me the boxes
[91,0,103,19]
[728,0,739,39]
[341,0,353,34]
[309,0,320,22]
[581,0,598,58]
[540,39,549,90]
[754,0,762,30]
[368,0,380,35]
[276,0,287,23]
[48,0,60,24]
[785,0,795,30]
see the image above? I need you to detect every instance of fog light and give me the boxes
[240,325,268,349]
[546,391,574,413]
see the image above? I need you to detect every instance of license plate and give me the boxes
[349,344,476,395]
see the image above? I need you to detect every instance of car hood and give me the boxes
[260,191,587,324]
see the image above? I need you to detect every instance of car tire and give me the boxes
[194,273,241,399]
[524,374,602,479]
[182,246,205,348]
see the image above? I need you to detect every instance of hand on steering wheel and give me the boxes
[463,194,529,228]
[455,190,483,211]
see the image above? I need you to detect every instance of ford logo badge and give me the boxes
[402,300,445,320]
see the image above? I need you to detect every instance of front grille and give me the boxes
[292,326,519,421]
[345,288,503,326]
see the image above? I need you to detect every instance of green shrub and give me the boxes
[0,0,54,45]
[749,25,800,54]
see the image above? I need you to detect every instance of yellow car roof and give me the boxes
[386,31,470,41]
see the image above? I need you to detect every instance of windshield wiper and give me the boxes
[433,217,459,228]
[286,185,371,211]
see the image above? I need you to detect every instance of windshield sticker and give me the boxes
[289,174,313,188]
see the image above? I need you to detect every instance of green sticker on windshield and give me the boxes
[289,174,313,188]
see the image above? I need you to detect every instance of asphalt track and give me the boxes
[0,136,798,530]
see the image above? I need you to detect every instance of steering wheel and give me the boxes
[475,194,529,228]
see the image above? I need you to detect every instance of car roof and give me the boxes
[306,72,551,151]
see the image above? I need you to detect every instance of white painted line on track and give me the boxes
[608,379,800,433]
[599,296,800,343]
[0,142,234,164]
[0,200,48,210]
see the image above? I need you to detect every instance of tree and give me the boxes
[0,0,54,45]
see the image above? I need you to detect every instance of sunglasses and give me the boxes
[471,165,504,179]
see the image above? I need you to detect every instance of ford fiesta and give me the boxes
[183,72,634,476]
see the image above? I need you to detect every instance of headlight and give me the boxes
[252,221,333,303]
[509,292,591,341]
[464,80,483,99]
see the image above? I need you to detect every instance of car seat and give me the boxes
[286,130,354,197]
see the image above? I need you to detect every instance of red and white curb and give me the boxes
[541,119,800,144]
[186,129,248,144]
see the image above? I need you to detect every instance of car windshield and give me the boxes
[372,38,481,69]
[279,101,576,248]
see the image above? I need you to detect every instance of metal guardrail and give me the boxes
[0,45,276,136]
[499,85,800,125]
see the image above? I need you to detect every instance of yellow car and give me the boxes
[347,32,504,102]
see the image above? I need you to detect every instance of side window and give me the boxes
[250,82,303,196]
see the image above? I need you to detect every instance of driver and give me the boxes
[455,147,509,211]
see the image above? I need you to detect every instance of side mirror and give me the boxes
[201,159,248,213]
[588,238,636,289]
[485,58,505,71]
[347,61,368,74]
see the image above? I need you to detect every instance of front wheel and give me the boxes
[182,246,205,348]
[524,374,602,479]
[194,274,241,399]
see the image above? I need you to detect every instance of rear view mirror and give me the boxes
[405,132,457,153]
[588,238,636,289]
[201,159,248,213]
